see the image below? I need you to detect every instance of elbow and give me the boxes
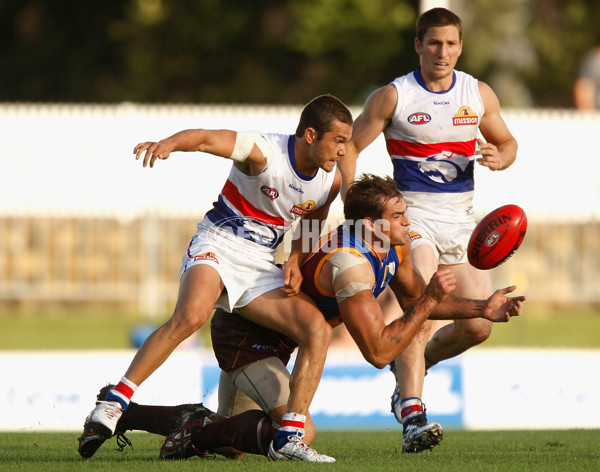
[370,359,389,370]
[363,351,392,370]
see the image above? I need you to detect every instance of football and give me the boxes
[467,204,527,270]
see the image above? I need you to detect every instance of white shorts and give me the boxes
[408,217,475,265]
[179,220,284,311]
[217,357,290,418]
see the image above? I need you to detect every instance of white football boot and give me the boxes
[78,400,123,458]
[402,421,443,453]
[268,434,336,463]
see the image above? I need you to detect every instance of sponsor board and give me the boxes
[0,349,202,431]
[200,352,464,430]
[1,349,598,431]
[462,349,600,429]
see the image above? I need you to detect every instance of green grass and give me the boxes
[1,430,598,472]
[0,305,210,350]
[482,303,600,348]
[1,303,599,350]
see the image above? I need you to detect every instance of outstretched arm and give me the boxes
[338,84,397,199]
[133,129,268,175]
[389,242,525,322]
[432,286,525,322]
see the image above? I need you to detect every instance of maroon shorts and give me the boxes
[210,309,298,372]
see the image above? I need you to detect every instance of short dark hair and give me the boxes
[295,94,353,140]
[344,173,403,221]
[416,7,462,42]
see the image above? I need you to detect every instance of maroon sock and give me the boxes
[116,402,201,436]
[192,409,273,456]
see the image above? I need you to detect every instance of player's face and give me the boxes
[311,120,352,172]
[415,25,462,88]
[379,196,410,247]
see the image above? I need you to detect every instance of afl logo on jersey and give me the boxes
[453,106,479,126]
[407,112,431,125]
[261,186,279,200]
[290,200,316,216]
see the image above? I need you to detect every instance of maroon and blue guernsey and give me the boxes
[301,223,403,322]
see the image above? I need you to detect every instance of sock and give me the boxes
[399,397,425,430]
[191,409,274,456]
[117,403,212,436]
[105,377,137,411]
[274,412,305,450]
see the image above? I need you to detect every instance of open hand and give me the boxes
[483,285,526,322]
[133,141,173,168]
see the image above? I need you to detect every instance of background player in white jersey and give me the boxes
[78,94,353,463]
[338,8,518,452]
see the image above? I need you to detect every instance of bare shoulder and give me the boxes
[363,84,398,119]
[477,80,501,113]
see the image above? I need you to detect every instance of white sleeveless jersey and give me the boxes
[202,133,336,253]
[385,69,484,223]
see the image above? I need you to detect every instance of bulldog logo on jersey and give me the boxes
[290,200,316,216]
[453,106,478,126]
[261,185,279,200]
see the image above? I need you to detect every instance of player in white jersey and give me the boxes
[78,95,353,463]
[338,8,518,452]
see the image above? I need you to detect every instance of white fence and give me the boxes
[1,104,599,307]
[1,348,598,431]
[2,103,599,220]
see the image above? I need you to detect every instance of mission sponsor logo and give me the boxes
[408,231,422,242]
[407,112,431,125]
[453,106,478,126]
[290,200,316,216]
[261,185,279,200]
[193,251,219,264]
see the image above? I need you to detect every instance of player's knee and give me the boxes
[168,305,211,337]
[296,317,332,350]
[310,320,333,347]
[462,321,492,347]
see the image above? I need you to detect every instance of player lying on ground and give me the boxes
[88,174,524,459]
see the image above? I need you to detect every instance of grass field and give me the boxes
[1,304,598,471]
[1,430,599,472]
[1,302,600,349]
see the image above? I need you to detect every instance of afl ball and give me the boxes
[467,204,527,270]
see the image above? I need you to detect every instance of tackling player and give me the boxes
[78,94,353,463]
